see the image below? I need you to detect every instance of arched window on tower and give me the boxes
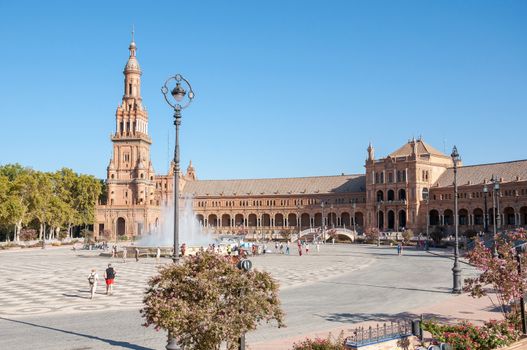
[129,83,132,95]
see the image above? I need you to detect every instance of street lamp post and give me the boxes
[451,146,462,294]
[330,204,335,229]
[352,201,357,233]
[483,184,489,234]
[162,74,194,350]
[422,188,430,251]
[162,74,194,265]
[515,243,527,336]
[377,201,381,246]
[296,204,301,243]
[321,201,325,242]
[491,175,501,258]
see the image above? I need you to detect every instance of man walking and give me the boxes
[156,247,161,263]
[122,247,127,263]
[135,248,139,262]
[88,268,99,299]
[104,264,116,295]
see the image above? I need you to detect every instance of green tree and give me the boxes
[74,174,102,229]
[141,252,284,350]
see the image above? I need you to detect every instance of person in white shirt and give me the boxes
[156,247,161,264]
[88,269,99,299]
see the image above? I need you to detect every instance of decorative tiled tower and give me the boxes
[95,34,160,238]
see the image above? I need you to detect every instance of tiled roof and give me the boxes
[182,174,366,197]
[389,139,447,158]
[434,160,527,187]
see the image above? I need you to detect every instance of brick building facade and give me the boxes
[94,39,527,239]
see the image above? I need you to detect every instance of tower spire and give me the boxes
[132,24,135,43]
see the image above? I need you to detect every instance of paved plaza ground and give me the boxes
[0,243,496,349]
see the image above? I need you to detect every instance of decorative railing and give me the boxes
[345,320,412,347]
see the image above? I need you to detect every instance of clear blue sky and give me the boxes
[0,1,525,180]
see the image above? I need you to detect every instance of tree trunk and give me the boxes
[15,221,21,242]
[39,223,43,240]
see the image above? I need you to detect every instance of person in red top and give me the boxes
[104,264,116,295]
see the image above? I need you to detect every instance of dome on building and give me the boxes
[125,57,140,72]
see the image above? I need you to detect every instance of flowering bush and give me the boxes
[422,319,520,349]
[292,331,346,350]
[364,227,380,244]
[141,251,284,350]
[464,228,527,319]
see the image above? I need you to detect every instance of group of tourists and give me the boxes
[87,263,116,299]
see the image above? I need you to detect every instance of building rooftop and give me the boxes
[434,159,527,187]
[389,138,447,158]
[182,174,366,197]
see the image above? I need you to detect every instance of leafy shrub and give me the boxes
[292,331,346,350]
[422,319,519,349]
[141,251,284,350]
[19,229,37,241]
[364,227,380,244]
[402,229,413,243]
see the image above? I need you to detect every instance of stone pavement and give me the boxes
[0,244,486,350]
[0,244,374,317]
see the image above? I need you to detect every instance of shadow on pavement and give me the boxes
[320,311,461,325]
[62,293,90,299]
[319,280,452,294]
[0,317,154,350]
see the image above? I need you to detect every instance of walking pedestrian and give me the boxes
[279,243,284,254]
[181,243,187,256]
[316,241,320,253]
[111,245,115,258]
[285,242,290,255]
[298,244,302,256]
[305,243,310,254]
[104,264,116,295]
[156,247,161,263]
[135,248,139,262]
[88,269,99,299]
[397,243,402,256]
[122,247,127,263]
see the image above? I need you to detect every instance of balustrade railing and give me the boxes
[345,320,412,347]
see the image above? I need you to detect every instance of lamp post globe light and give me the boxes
[161,73,194,266]
[422,188,430,251]
[491,175,501,258]
[451,145,462,294]
[162,74,194,350]
[320,201,326,242]
[483,183,489,234]
[376,201,382,246]
[352,201,357,233]
[515,243,527,336]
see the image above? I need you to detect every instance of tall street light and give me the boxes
[491,175,501,258]
[162,74,194,265]
[483,183,489,234]
[451,145,462,294]
[352,201,357,233]
[377,201,382,246]
[515,243,527,336]
[321,201,326,242]
[422,188,430,251]
[296,203,301,243]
